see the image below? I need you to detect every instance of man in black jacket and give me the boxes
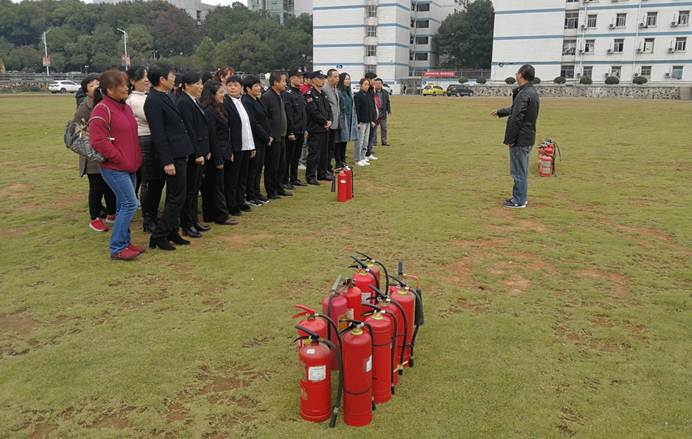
[242,75,272,206]
[492,64,540,209]
[144,64,194,250]
[304,71,333,185]
[261,71,292,198]
[283,69,308,187]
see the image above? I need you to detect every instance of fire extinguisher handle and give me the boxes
[294,325,319,340]
[291,304,316,318]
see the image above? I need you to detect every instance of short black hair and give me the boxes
[327,68,338,78]
[243,75,261,92]
[374,78,383,83]
[148,64,173,87]
[364,72,377,80]
[126,66,147,86]
[179,71,202,90]
[269,71,285,87]
[225,75,243,86]
[81,74,100,94]
[201,70,213,84]
[518,64,535,82]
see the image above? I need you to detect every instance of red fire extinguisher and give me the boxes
[350,253,391,313]
[537,139,561,177]
[388,261,425,368]
[295,326,343,427]
[363,305,397,403]
[342,278,364,322]
[378,297,408,385]
[292,304,327,342]
[341,322,375,427]
[322,276,347,370]
[332,167,353,202]
[538,154,553,177]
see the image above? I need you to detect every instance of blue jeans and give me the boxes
[509,145,532,205]
[100,168,138,255]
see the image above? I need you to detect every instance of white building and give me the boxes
[313,0,463,84]
[93,0,215,22]
[248,0,295,24]
[491,0,692,84]
[295,0,313,16]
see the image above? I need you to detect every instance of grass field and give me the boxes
[0,93,690,438]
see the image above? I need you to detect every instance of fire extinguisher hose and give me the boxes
[386,300,408,375]
[317,313,342,358]
[408,288,425,368]
[322,338,343,428]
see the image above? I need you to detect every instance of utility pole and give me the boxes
[42,30,51,76]
[117,28,129,69]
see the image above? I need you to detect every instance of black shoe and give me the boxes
[240,203,252,212]
[382,142,391,146]
[307,178,320,186]
[257,194,269,202]
[283,183,296,190]
[292,179,307,187]
[169,233,191,245]
[277,190,293,197]
[143,223,155,234]
[194,222,211,232]
[503,199,526,209]
[149,236,176,251]
[268,193,281,200]
[318,174,334,181]
[182,226,202,238]
[247,199,263,208]
[215,217,239,225]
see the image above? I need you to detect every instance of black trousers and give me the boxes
[334,141,347,168]
[225,151,250,213]
[202,160,229,223]
[306,131,327,180]
[319,129,337,177]
[264,137,285,196]
[247,144,266,200]
[181,155,203,229]
[284,134,303,183]
[87,173,116,220]
[139,135,165,229]
[151,156,187,240]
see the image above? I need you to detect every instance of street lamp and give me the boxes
[42,29,52,76]
[116,28,129,69]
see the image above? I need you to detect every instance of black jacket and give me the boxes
[354,90,376,124]
[223,95,261,152]
[144,88,194,165]
[260,88,288,139]
[283,86,307,136]
[375,89,391,118]
[497,83,540,147]
[242,94,271,148]
[204,105,233,166]
[177,92,210,158]
[305,86,333,134]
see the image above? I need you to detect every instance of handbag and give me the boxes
[63,103,112,163]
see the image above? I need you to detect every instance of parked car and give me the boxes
[446,84,475,97]
[422,84,445,96]
[48,80,80,94]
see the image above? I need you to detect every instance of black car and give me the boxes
[446,85,474,97]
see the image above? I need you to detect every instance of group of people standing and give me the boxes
[72,65,393,260]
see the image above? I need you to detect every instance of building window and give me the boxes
[411,19,429,28]
[582,66,593,78]
[611,66,622,78]
[411,35,429,45]
[366,5,377,18]
[678,11,690,26]
[616,13,627,28]
[587,14,597,28]
[562,39,577,55]
[671,65,683,79]
[367,25,377,37]
[646,12,657,27]
[614,39,625,53]
[565,12,579,29]
[584,40,595,53]
[366,45,376,57]
[643,38,655,53]
[415,3,430,12]
[561,64,575,79]
[365,64,376,75]
[414,52,429,61]
[675,37,687,51]
[640,66,652,78]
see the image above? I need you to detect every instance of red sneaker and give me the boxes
[105,215,116,224]
[110,247,140,261]
[89,218,109,232]
[128,243,146,253]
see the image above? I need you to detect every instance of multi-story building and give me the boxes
[93,0,215,23]
[294,0,313,16]
[313,0,463,84]
[248,0,296,24]
[491,0,692,84]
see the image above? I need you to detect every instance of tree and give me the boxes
[433,0,494,69]
[195,37,216,71]
[213,32,272,73]
[6,45,41,72]
[152,6,199,56]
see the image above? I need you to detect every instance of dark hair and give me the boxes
[374,78,383,83]
[99,69,129,100]
[148,64,173,87]
[243,75,261,92]
[126,66,147,91]
[200,80,226,121]
[225,75,243,85]
[518,64,536,82]
[80,74,99,94]
[269,71,285,87]
[337,72,351,93]
[214,66,235,82]
[359,77,370,87]
[327,68,338,78]
[178,71,202,93]
[201,70,213,84]
[364,72,377,80]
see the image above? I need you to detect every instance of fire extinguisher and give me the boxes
[340,321,375,427]
[322,276,347,370]
[331,167,353,202]
[538,153,553,177]
[363,304,397,403]
[342,278,364,322]
[292,304,327,342]
[350,253,391,312]
[388,262,425,368]
[294,326,343,427]
[377,296,408,385]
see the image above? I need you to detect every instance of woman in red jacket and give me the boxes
[89,70,144,260]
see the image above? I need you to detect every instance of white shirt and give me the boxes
[231,96,255,151]
[125,91,151,136]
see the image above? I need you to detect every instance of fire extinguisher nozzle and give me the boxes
[409,357,415,368]
[391,386,396,395]
[372,400,377,411]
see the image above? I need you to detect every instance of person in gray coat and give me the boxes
[335,72,359,167]
[321,68,341,178]
[492,64,540,209]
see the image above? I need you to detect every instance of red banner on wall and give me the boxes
[423,71,456,78]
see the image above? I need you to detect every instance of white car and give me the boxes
[48,80,80,94]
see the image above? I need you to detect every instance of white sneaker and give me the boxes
[356,160,367,167]
[367,154,378,160]
[363,160,371,166]
[298,164,306,170]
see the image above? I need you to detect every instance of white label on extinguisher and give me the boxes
[365,356,372,373]
[308,365,327,382]
[346,308,354,320]
[306,348,316,355]
[361,292,370,305]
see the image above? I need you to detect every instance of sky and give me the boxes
[10,1,249,4]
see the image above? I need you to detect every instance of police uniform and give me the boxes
[283,69,308,185]
[304,71,333,184]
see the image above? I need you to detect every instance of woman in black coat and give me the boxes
[176,71,211,238]
[200,80,236,226]
[241,75,272,207]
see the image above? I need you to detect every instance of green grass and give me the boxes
[0,93,690,438]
